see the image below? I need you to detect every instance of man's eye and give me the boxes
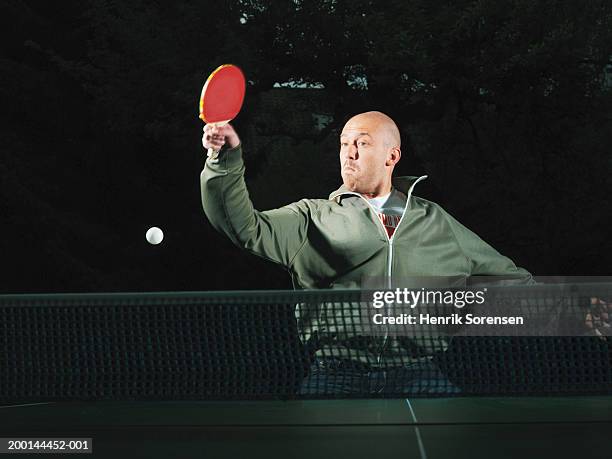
[340,143,348,147]
[358,142,368,146]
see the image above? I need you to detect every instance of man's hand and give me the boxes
[202,123,241,151]
[586,297,612,340]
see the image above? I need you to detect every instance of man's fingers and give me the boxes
[585,298,611,341]
[203,125,229,139]
[203,124,222,134]
[585,300,611,341]
[593,312,602,328]
[202,137,224,150]
[585,318,608,341]
[203,132,225,140]
[202,123,239,150]
[203,138,225,149]
[585,312,603,329]
[202,125,227,151]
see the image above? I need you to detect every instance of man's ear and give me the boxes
[386,147,401,166]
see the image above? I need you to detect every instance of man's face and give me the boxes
[339,114,394,194]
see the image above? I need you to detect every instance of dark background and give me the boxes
[2,0,611,294]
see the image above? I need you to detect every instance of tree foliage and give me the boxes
[1,0,611,292]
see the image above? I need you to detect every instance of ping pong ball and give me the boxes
[146,227,164,245]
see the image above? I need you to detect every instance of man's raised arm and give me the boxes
[200,124,309,268]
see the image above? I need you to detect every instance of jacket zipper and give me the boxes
[340,176,428,367]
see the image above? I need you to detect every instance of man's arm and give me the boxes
[200,124,309,268]
[441,208,533,282]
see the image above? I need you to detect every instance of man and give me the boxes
[201,111,534,395]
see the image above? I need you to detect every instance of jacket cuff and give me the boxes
[205,144,244,172]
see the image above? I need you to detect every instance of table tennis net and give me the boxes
[0,284,610,402]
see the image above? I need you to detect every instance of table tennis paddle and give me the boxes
[199,64,246,160]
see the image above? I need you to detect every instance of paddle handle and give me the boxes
[206,121,229,163]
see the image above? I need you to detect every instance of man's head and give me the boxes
[339,111,401,198]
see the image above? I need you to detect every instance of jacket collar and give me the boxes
[328,175,428,202]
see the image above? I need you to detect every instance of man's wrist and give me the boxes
[224,142,241,152]
[207,143,241,163]
[206,143,243,170]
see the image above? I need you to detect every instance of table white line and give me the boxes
[405,399,428,459]
[0,403,53,409]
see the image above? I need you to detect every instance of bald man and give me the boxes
[340,111,401,198]
[200,111,533,395]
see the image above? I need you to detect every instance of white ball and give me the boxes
[146,227,164,245]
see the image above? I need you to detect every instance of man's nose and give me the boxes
[347,144,358,159]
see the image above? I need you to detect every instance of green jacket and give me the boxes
[201,145,532,365]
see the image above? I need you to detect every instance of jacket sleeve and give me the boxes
[200,144,309,268]
[442,208,534,283]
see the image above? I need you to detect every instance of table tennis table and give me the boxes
[2,396,611,458]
